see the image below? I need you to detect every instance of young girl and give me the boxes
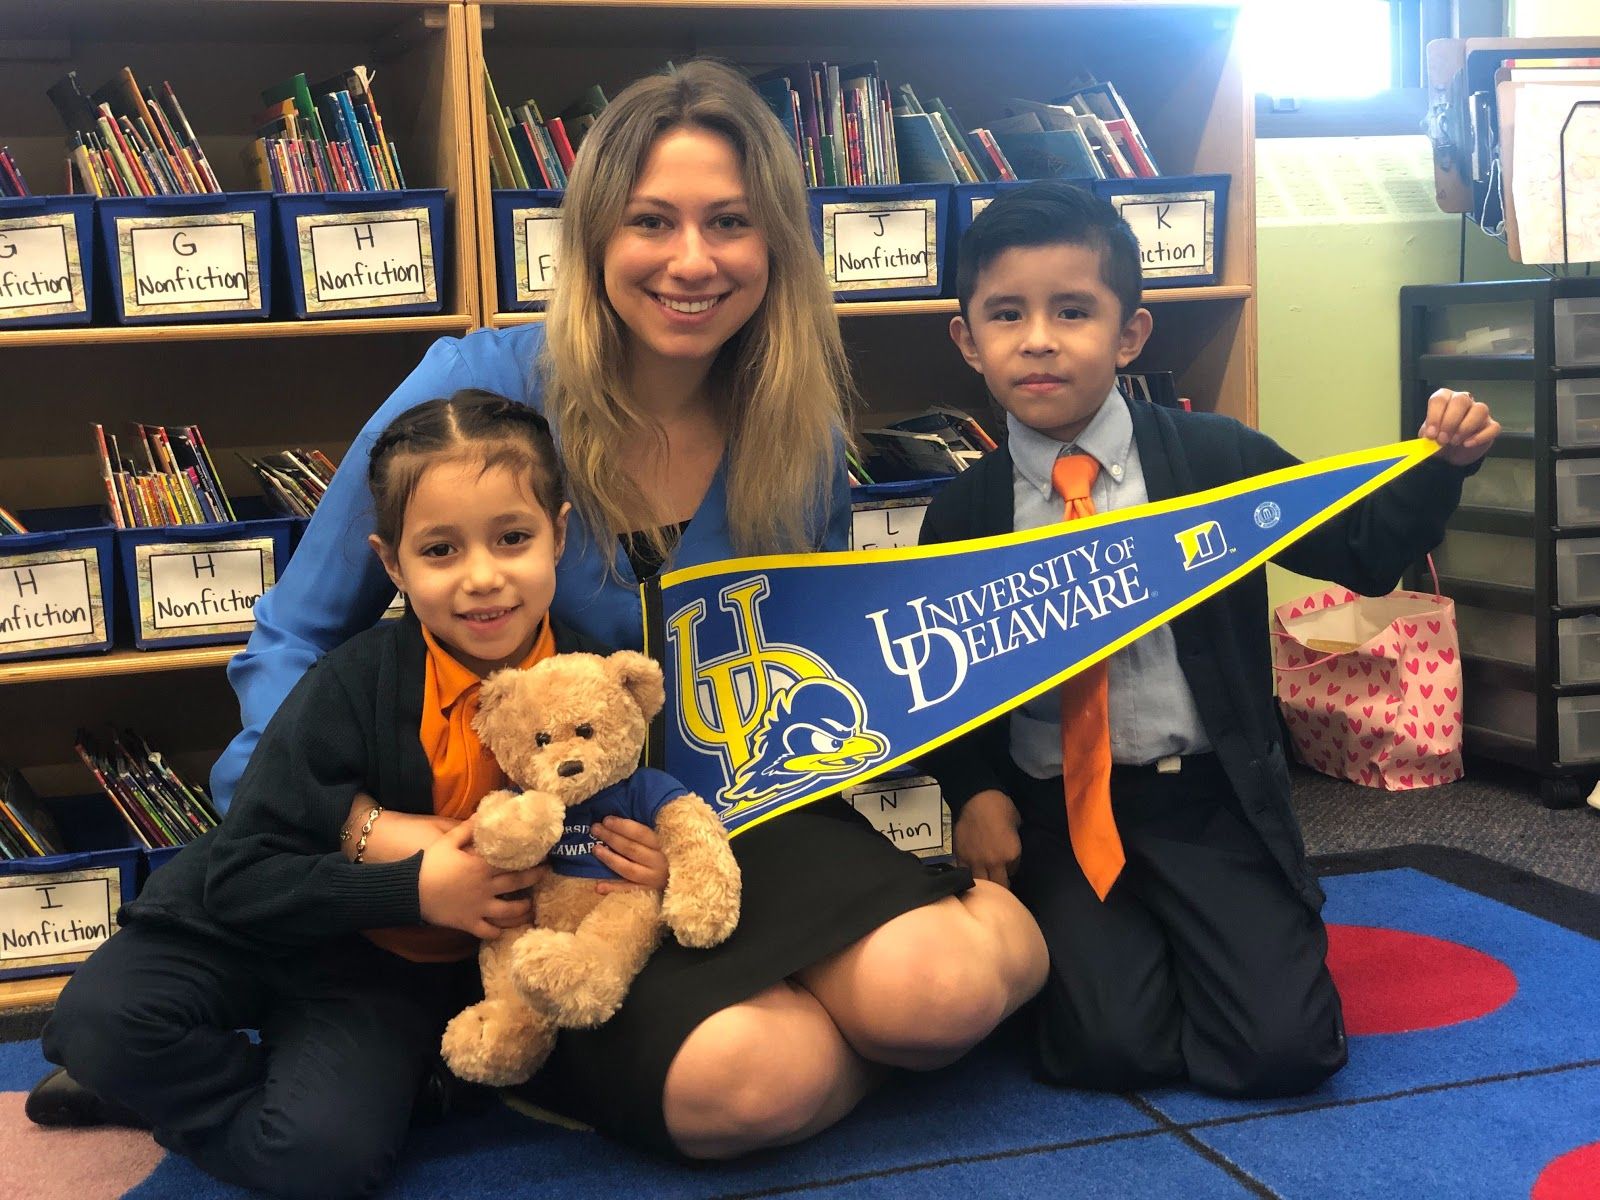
[31,391,669,1199]
[198,59,1047,1160]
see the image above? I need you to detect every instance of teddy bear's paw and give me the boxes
[512,931,630,1028]
[474,790,564,869]
[663,885,741,949]
[441,999,555,1087]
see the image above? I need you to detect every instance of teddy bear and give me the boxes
[440,649,741,1087]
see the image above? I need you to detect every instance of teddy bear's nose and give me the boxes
[557,760,584,778]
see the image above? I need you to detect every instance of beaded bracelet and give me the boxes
[350,805,384,864]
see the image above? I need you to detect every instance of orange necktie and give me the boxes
[1051,453,1125,900]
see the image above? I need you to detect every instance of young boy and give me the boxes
[918,181,1498,1098]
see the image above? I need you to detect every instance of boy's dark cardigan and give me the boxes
[917,396,1471,910]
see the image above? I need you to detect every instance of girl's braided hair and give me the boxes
[367,388,565,545]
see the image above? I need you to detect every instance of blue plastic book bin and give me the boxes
[0,507,117,663]
[809,184,950,301]
[0,195,96,328]
[950,180,1030,244]
[273,189,448,318]
[97,191,273,324]
[491,189,563,312]
[1094,174,1230,288]
[114,498,296,650]
[0,795,143,983]
[848,478,955,552]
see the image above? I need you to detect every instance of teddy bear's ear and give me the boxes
[608,651,665,720]
[473,668,530,745]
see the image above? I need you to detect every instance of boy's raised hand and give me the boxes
[418,818,545,940]
[1420,387,1500,467]
[954,790,1024,889]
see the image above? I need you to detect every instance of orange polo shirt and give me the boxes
[365,619,556,962]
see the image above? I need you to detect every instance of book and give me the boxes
[892,113,959,184]
[927,98,991,183]
[889,406,1000,454]
[860,427,969,482]
[0,765,65,857]
[1056,81,1160,175]
[969,128,1018,181]
[992,128,1103,182]
[0,503,28,535]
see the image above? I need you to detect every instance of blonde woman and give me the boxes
[127,60,1044,1161]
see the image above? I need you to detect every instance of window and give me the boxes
[1249,0,1505,138]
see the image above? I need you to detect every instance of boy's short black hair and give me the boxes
[955,181,1143,324]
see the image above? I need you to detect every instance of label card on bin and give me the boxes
[0,213,87,320]
[0,548,106,655]
[851,498,931,551]
[0,867,120,971]
[1102,185,1222,284]
[296,207,438,314]
[513,209,562,304]
[117,212,263,318]
[133,538,276,643]
[820,199,940,293]
[844,775,950,858]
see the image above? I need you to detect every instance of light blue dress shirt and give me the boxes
[1007,391,1211,777]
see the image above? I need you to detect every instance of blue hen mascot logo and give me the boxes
[725,678,889,809]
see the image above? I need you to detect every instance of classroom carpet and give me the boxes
[3,845,1598,1200]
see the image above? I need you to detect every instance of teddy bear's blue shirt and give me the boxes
[548,767,690,879]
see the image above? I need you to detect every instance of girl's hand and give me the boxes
[418,820,545,938]
[1419,387,1501,467]
[341,792,457,863]
[592,817,670,894]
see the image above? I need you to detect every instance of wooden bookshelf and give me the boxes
[0,1,1256,905]
[0,646,240,687]
[490,285,1256,327]
[471,0,1256,421]
[0,314,475,349]
[0,974,68,1015]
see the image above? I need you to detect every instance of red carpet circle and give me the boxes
[1532,1143,1600,1199]
[1325,924,1518,1035]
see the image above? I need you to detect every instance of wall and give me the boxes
[1510,0,1600,36]
[1253,135,1526,607]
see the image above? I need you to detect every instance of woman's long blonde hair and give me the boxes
[542,59,852,566]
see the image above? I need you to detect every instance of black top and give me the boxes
[917,396,1474,911]
[620,520,689,581]
[124,612,606,954]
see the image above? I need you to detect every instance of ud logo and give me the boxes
[668,576,888,815]
[1174,519,1229,570]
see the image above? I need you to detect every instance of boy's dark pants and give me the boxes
[42,924,478,1200]
[1012,754,1347,1097]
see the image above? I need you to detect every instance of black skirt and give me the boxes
[532,797,973,1155]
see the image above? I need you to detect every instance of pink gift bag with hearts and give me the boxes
[1271,561,1463,790]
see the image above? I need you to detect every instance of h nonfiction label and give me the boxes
[301,209,436,314]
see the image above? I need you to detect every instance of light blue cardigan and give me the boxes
[211,324,852,808]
